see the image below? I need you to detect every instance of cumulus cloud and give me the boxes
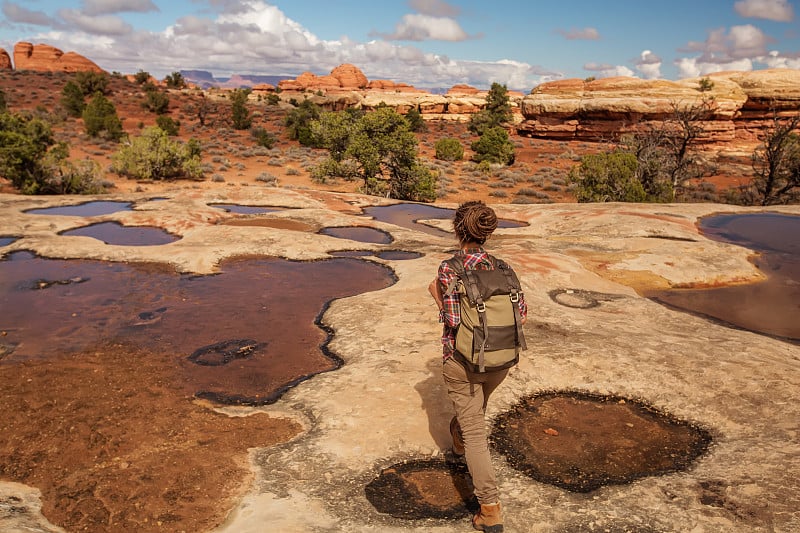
[584,62,635,78]
[558,27,600,40]
[734,0,794,22]
[681,24,773,62]
[23,0,548,90]
[2,1,55,26]
[674,23,792,77]
[408,0,460,17]
[58,9,133,36]
[376,14,470,41]
[82,0,159,16]
[635,50,662,79]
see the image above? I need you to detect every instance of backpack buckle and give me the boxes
[476,302,486,313]
[510,292,519,303]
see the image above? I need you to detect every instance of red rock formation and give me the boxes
[447,84,480,95]
[278,64,369,92]
[13,42,104,73]
[330,64,367,89]
[0,48,11,70]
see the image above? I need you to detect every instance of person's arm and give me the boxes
[437,263,460,328]
[428,278,444,312]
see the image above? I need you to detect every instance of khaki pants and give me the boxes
[442,356,509,504]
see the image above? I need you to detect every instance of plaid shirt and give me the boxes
[437,248,527,360]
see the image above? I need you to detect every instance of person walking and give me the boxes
[428,200,527,533]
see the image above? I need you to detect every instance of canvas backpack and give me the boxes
[443,254,527,372]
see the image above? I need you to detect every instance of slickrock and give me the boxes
[1,188,798,533]
[12,42,104,73]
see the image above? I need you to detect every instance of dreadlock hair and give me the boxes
[453,200,498,245]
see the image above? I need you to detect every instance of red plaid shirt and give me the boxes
[437,248,527,360]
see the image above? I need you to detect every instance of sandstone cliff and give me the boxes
[0,48,11,70]
[518,69,800,141]
[12,42,104,73]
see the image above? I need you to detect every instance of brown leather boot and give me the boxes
[450,416,465,456]
[472,502,503,532]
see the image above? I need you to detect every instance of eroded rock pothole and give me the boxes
[492,391,713,492]
[365,459,477,520]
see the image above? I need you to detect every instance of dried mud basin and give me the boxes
[1,188,799,533]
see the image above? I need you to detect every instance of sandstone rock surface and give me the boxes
[12,42,104,73]
[0,188,798,533]
[0,48,11,70]
[519,69,800,141]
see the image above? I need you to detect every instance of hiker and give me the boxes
[428,200,527,533]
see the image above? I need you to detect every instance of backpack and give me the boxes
[443,254,527,372]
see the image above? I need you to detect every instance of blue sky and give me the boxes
[1,0,798,90]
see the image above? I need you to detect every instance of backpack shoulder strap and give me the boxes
[492,256,528,351]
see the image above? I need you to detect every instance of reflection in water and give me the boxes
[0,252,395,404]
[647,213,800,341]
[209,204,284,215]
[60,222,180,246]
[364,203,527,239]
[320,226,393,244]
[25,201,133,216]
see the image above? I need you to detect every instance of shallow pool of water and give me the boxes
[319,226,393,244]
[0,252,395,404]
[209,204,285,215]
[363,203,526,239]
[647,212,799,341]
[0,237,17,247]
[60,222,180,246]
[25,201,133,216]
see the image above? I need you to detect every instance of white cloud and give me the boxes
[82,0,159,16]
[680,24,773,63]
[734,0,794,22]
[2,2,55,26]
[635,50,662,79]
[558,27,600,40]
[584,62,635,78]
[58,9,133,36]
[675,56,754,78]
[408,0,460,17]
[26,0,549,90]
[379,14,469,41]
[761,50,800,68]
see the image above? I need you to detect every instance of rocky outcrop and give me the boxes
[0,48,11,70]
[519,70,800,141]
[278,63,369,92]
[12,42,104,73]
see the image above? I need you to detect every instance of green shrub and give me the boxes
[74,71,109,96]
[0,89,7,111]
[111,127,202,180]
[134,70,151,84]
[60,81,85,118]
[164,72,186,89]
[230,89,252,130]
[267,93,280,105]
[471,127,515,165]
[434,137,464,161]
[155,115,180,136]
[144,89,170,114]
[82,93,124,141]
[567,151,646,202]
[404,107,426,132]
[0,111,104,194]
[285,99,321,145]
[250,126,276,148]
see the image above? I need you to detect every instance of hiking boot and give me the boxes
[450,416,465,456]
[472,502,503,532]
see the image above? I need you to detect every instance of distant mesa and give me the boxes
[6,42,103,73]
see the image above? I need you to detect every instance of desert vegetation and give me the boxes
[0,70,797,205]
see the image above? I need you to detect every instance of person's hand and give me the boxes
[428,278,443,311]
